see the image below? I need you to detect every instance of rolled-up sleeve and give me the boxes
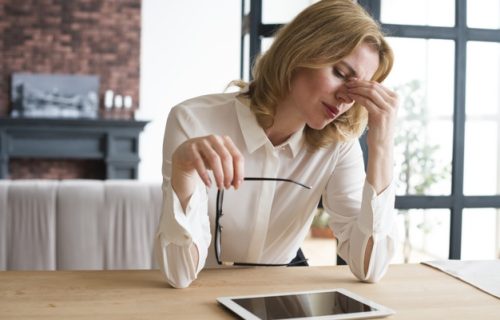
[154,106,212,288]
[323,140,397,283]
[155,182,211,288]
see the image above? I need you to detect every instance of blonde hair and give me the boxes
[240,0,393,150]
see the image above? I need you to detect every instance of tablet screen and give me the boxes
[217,288,394,320]
[234,290,373,318]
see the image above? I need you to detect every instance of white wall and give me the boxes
[138,0,241,181]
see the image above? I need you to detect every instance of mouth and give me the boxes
[322,102,339,119]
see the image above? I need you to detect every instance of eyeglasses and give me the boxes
[215,177,312,267]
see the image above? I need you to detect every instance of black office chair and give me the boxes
[287,198,347,267]
[288,248,309,267]
[288,247,346,266]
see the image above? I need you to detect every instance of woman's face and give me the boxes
[284,43,380,130]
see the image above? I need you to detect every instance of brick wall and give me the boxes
[0,0,141,118]
[9,158,105,180]
[0,0,141,179]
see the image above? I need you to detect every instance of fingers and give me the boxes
[175,135,244,190]
[206,135,244,189]
[345,78,396,99]
[223,136,244,189]
[345,79,398,114]
[189,143,212,187]
[198,137,226,189]
[206,135,232,189]
[344,79,399,148]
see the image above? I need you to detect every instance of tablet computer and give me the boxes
[217,288,395,319]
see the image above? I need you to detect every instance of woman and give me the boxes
[155,0,399,289]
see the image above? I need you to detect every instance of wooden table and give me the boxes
[1,264,499,319]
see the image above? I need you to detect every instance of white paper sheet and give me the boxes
[422,260,500,299]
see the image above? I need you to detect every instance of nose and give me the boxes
[335,86,353,104]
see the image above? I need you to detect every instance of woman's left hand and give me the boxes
[345,78,399,148]
[344,78,399,194]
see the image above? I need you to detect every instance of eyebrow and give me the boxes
[338,61,358,78]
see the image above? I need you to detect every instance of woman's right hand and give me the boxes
[171,135,244,195]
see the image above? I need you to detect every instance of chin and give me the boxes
[308,119,333,131]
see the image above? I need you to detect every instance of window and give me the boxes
[242,0,500,262]
[380,0,455,27]
[464,41,500,196]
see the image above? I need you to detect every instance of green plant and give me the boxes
[394,80,449,195]
[311,208,329,228]
[394,79,450,262]
[310,208,335,238]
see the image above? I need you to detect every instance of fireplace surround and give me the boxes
[0,117,148,179]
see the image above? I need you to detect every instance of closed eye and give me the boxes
[333,68,347,81]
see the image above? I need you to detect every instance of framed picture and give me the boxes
[11,73,100,118]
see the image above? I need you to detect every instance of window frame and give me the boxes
[241,0,500,260]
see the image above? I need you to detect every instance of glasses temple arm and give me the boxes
[243,177,311,189]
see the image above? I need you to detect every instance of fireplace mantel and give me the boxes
[0,117,148,179]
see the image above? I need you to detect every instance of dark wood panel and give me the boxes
[0,117,148,179]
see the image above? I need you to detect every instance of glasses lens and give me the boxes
[218,189,224,211]
[215,224,222,261]
[214,179,309,266]
[215,190,224,263]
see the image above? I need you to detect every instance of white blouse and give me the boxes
[155,91,397,288]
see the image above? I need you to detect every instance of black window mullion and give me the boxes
[382,24,457,40]
[358,0,381,20]
[395,196,453,209]
[449,0,468,259]
[248,0,262,80]
[464,196,500,208]
[467,28,500,42]
[259,23,281,38]
[240,0,247,79]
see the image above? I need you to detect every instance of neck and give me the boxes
[265,127,293,146]
[265,98,305,146]
[265,111,304,147]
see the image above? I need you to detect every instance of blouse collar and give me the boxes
[234,93,304,158]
